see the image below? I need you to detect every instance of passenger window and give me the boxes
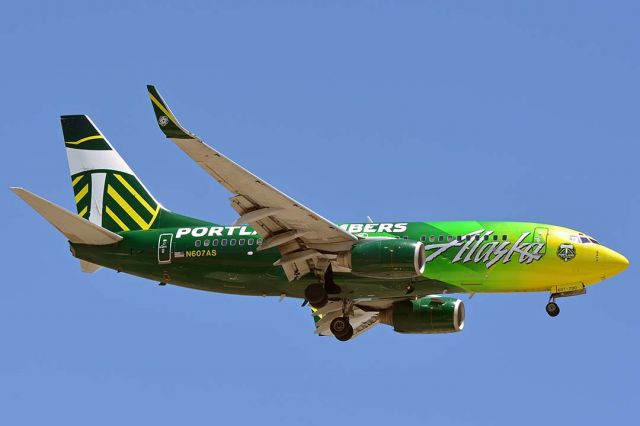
[195,240,201,247]
[248,239,254,245]
[493,235,498,241]
[257,239,262,245]
[502,235,507,241]
[437,235,444,242]
[239,239,245,246]
[447,235,453,242]
[204,239,210,247]
[230,239,237,246]
[466,236,471,241]
[429,236,435,242]
[212,239,219,246]
[457,236,462,241]
[221,239,227,246]
[420,235,426,242]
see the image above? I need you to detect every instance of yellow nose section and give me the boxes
[599,247,629,278]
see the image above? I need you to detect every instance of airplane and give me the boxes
[10,86,629,342]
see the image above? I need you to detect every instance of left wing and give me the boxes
[147,85,357,281]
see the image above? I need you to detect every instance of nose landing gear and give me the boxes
[545,284,587,317]
[545,300,560,317]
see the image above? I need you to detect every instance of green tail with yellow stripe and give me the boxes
[62,115,211,232]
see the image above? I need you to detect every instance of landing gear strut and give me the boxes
[304,283,328,309]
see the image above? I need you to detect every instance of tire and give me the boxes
[330,317,351,338]
[335,324,354,341]
[305,283,327,308]
[310,293,328,309]
[546,302,560,317]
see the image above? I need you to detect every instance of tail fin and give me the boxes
[62,115,165,232]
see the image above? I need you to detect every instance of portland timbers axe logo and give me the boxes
[557,243,576,262]
[158,115,170,127]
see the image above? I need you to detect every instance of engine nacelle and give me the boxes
[337,239,426,279]
[379,296,465,333]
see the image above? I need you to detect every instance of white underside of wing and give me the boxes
[147,86,356,281]
[172,137,356,246]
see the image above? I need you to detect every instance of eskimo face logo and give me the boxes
[158,115,170,127]
[557,243,576,262]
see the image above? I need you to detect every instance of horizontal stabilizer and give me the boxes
[11,187,123,245]
[80,260,102,273]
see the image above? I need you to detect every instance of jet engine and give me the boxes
[378,296,465,333]
[336,239,426,279]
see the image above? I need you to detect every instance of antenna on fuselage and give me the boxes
[366,216,374,223]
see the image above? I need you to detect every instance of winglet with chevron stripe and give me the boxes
[147,85,195,140]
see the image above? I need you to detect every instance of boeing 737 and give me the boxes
[11,86,629,341]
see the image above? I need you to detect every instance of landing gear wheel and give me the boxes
[305,283,328,309]
[330,317,354,341]
[335,324,354,341]
[546,302,560,317]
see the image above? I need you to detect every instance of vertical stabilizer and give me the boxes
[62,115,164,232]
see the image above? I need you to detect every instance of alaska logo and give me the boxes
[557,243,576,262]
[424,230,546,268]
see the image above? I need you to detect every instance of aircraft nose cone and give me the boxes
[599,247,629,278]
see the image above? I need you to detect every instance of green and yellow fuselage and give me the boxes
[72,221,628,300]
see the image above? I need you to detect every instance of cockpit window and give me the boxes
[569,234,601,245]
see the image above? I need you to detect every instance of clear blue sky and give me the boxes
[1,1,638,424]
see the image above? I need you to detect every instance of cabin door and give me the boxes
[533,227,549,254]
[158,233,173,264]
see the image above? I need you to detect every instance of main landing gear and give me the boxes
[305,265,353,341]
[328,299,355,342]
[330,316,354,341]
[304,264,341,309]
[304,283,328,309]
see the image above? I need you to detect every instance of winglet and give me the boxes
[10,187,123,245]
[146,85,194,139]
